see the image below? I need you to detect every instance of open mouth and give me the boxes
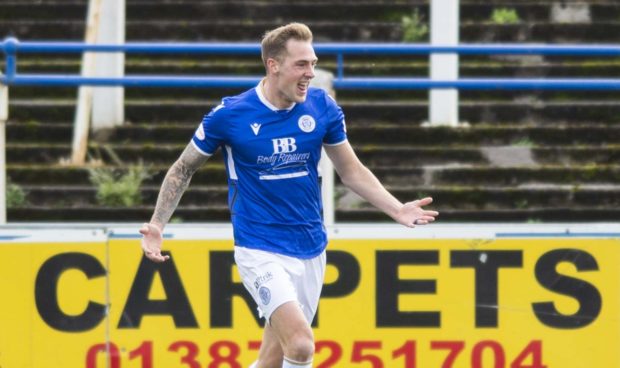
[297,81,309,95]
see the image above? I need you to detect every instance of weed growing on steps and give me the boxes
[88,161,151,207]
[490,8,521,24]
[402,9,429,42]
[6,178,28,208]
[512,137,534,147]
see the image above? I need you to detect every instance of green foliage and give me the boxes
[512,137,534,147]
[89,162,151,207]
[490,8,521,24]
[6,178,27,208]
[402,9,428,42]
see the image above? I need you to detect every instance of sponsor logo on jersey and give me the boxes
[298,114,316,133]
[272,137,297,154]
[250,122,262,135]
[257,137,311,180]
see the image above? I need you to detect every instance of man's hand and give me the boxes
[394,197,439,228]
[139,223,170,263]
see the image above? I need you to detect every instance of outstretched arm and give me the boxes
[324,142,438,227]
[140,143,209,262]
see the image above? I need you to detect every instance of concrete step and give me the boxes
[9,82,620,107]
[353,165,620,186]
[9,206,620,222]
[19,184,620,209]
[387,184,620,209]
[415,165,620,186]
[6,183,615,222]
[2,1,619,23]
[6,164,227,186]
[357,146,619,167]
[346,125,620,145]
[7,205,619,223]
[461,22,620,43]
[6,141,619,167]
[21,184,229,206]
[4,19,620,42]
[8,183,620,222]
[7,205,231,222]
[9,99,620,124]
[1,20,399,41]
[7,120,620,148]
[7,164,620,188]
[78,124,620,145]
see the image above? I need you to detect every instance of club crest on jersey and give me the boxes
[298,115,316,133]
[250,122,262,135]
[259,286,271,305]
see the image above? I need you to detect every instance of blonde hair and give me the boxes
[261,23,313,68]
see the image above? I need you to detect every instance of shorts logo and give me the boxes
[259,286,271,305]
[254,272,273,289]
[298,115,316,133]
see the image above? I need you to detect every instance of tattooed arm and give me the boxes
[140,143,210,262]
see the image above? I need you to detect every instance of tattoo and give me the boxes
[150,144,209,228]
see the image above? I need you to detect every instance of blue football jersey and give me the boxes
[191,83,347,258]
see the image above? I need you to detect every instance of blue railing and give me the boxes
[3,37,620,90]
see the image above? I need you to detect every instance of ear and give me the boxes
[266,58,279,74]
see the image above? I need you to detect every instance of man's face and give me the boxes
[271,39,317,105]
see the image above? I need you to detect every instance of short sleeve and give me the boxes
[322,94,347,146]
[191,101,227,155]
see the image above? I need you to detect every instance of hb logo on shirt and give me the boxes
[272,138,297,154]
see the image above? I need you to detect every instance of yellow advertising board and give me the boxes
[0,225,619,368]
[0,229,108,368]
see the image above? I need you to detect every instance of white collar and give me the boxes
[255,79,296,112]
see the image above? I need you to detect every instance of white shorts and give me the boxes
[234,246,326,323]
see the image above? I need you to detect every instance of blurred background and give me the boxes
[2,0,620,224]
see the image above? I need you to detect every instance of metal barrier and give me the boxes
[4,38,620,89]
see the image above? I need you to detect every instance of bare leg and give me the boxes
[253,323,284,367]
[255,301,314,367]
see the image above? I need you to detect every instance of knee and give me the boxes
[283,331,314,362]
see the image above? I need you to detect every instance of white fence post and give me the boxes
[71,0,103,165]
[311,69,336,226]
[0,76,7,224]
[429,0,460,126]
[92,0,125,131]
[320,146,335,226]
